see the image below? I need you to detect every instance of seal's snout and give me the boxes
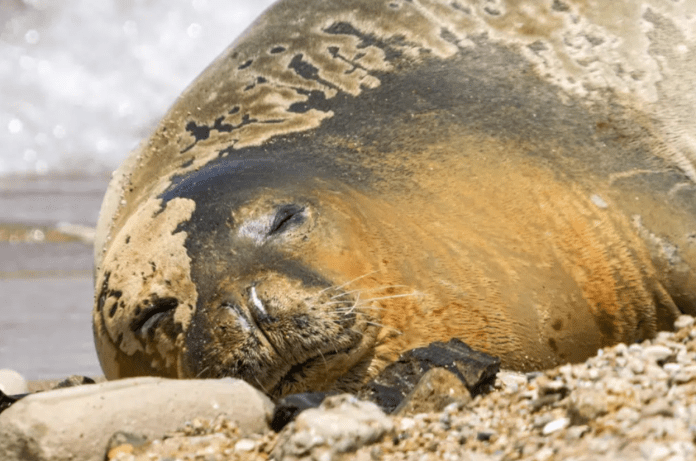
[179,272,379,396]
[218,286,276,333]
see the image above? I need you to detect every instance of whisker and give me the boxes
[325,300,359,306]
[330,285,409,299]
[346,292,361,315]
[317,349,327,368]
[335,305,385,312]
[365,321,403,335]
[194,366,210,379]
[354,292,419,303]
[348,328,365,339]
[317,270,380,294]
[253,374,270,394]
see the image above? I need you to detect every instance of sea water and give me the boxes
[0,0,276,380]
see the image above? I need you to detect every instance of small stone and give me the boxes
[0,370,27,396]
[534,446,555,461]
[568,388,608,425]
[628,357,645,375]
[674,315,695,331]
[271,391,331,432]
[104,431,147,457]
[106,444,133,460]
[476,431,496,441]
[394,367,471,416]
[641,400,673,418]
[542,418,569,435]
[370,446,384,460]
[234,438,256,452]
[358,338,499,413]
[565,425,590,440]
[52,375,96,389]
[639,441,671,460]
[496,371,527,393]
[399,417,416,431]
[273,395,393,460]
[663,363,681,374]
[642,345,673,363]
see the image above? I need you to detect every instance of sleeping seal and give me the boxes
[93,0,696,398]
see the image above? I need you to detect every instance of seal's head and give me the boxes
[94,157,409,397]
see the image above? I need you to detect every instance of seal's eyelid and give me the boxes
[268,204,306,235]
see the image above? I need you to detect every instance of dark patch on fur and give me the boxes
[238,59,253,70]
[324,21,403,62]
[595,309,617,342]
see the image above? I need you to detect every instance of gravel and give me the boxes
[104,314,696,461]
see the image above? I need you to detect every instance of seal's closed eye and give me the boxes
[269,204,306,235]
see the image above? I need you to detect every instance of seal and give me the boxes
[93,0,696,398]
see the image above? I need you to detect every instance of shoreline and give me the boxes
[0,173,107,381]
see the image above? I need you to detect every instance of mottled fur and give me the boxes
[94,0,696,398]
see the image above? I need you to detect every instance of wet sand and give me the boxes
[0,174,108,380]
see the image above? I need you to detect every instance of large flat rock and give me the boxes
[0,377,274,461]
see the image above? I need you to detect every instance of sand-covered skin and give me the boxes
[103,315,696,461]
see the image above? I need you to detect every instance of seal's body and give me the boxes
[94,0,696,397]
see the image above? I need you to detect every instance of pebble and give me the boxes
[394,367,471,416]
[272,395,394,460]
[0,369,27,395]
[0,377,273,461]
[104,314,696,461]
[234,438,256,452]
[6,315,696,461]
[642,345,673,362]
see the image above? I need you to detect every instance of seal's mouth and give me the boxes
[269,344,356,396]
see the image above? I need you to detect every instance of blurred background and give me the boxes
[0,0,276,380]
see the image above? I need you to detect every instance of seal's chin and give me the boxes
[183,276,378,398]
[267,342,360,397]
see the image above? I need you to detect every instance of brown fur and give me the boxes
[94,0,696,398]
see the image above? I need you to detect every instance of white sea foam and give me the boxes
[0,0,276,176]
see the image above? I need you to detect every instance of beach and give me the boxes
[0,0,276,381]
[0,173,107,380]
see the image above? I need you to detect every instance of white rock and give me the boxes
[234,438,256,452]
[273,394,393,460]
[399,417,416,431]
[0,377,273,461]
[674,315,695,330]
[542,417,569,435]
[642,345,672,363]
[497,371,527,393]
[0,369,28,395]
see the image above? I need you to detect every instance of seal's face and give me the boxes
[178,186,387,396]
[95,0,696,399]
[95,161,391,397]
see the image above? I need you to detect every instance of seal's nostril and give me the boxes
[130,297,178,336]
[248,286,275,324]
